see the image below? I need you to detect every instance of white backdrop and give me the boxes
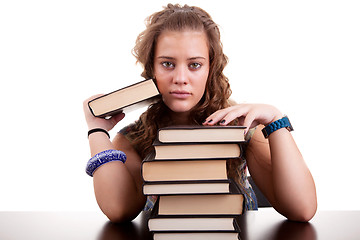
[1,0,359,212]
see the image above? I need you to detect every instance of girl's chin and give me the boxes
[166,103,194,113]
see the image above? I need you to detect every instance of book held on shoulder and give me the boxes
[88,78,160,118]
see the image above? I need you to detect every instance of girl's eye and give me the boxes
[189,62,202,69]
[161,62,174,68]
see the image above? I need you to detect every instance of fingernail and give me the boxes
[220,119,226,124]
[208,119,213,123]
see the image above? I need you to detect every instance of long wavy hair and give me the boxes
[128,4,238,161]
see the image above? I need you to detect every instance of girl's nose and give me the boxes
[173,65,189,85]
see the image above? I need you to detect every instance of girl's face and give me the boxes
[154,30,209,115]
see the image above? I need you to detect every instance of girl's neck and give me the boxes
[169,111,193,125]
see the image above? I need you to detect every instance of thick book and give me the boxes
[153,231,240,240]
[148,194,241,232]
[143,180,232,195]
[149,216,241,232]
[153,139,242,160]
[157,182,244,216]
[142,152,228,182]
[88,78,160,118]
[157,125,246,143]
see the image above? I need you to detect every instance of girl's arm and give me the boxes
[84,96,146,222]
[203,104,317,221]
[246,126,317,222]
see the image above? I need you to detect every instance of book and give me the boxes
[158,194,244,215]
[141,152,228,182]
[88,78,160,118]
[153,139,242,160]
[148,195,241,232]
[157,183,244,216]
[157,125,246,143]
[149,216,241,232]
[153,231,240,240]
[143,180,232,195]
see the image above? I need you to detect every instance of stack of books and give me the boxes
[141,125,247,240]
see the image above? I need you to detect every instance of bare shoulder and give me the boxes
[113,133,135,152]
[112,133,143,168]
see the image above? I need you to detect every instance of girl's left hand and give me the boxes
[203,104,283,131]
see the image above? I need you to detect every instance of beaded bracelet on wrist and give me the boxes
[262,116,294,138]
[86,149,127,177]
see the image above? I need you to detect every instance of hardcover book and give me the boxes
[157,125,246,143]
[153,231,240,240]
[149,204,241,231]
[153,139,242,160]
[141,152,228,182]
[143,180,232,195]
[157,182,244,216]
[88,78,160,118]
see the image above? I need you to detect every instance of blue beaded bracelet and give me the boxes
[86,149,127,177]
[262,116,294,138]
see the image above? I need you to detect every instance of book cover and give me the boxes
[152,139,242,160]
[141,152,229,182]
[157,125,246,143]
[143,179,232,195]
[157,181,244,216]
[88,78,160,118]
[148,195,241,232]
[153,231,240,240]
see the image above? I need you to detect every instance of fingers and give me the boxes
[110,112,126,125]
[203,105,250,126]
[202,104,258,134]
[242,112,257,133]
[203,108,230,125]
[83,94,125,131]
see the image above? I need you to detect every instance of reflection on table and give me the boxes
[98,209,317,240]
[0,209,359,239]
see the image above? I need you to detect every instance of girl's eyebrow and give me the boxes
[157,56,175,60]
[157,56,206,60]
[188,56,206,60]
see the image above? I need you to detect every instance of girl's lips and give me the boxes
[170,90,192,99]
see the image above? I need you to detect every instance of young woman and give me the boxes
[83,4,317,223]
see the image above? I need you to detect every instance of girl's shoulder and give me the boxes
[119,122,137,136]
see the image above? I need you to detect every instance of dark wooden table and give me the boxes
[1,209,359,239]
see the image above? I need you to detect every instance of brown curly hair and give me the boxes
[127,4,237,160]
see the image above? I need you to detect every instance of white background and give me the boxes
[1,0,359,212]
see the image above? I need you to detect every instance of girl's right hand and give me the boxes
[83,95,125,131]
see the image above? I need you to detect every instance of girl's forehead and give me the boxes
[155,30,209,56]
